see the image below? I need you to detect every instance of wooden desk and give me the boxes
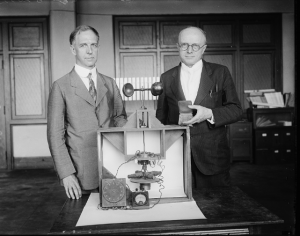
[49,186,283,235]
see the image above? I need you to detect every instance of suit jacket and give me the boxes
[47,68,127,190]
[156,60,243,175]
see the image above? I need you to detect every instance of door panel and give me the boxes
[203,53,235,77]
[10,54,46,119]
[243,52,273,90]
[120,53,157,78]
[13,125,50,157]
[242,51,274,109]
[9,23,44,50]
[119,21,156,49]
[201,22,235,47]
[161,52,180,73]
[241,22,273,45]
[160,21,196,48]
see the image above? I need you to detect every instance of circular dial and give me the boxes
[134,193,147,206]
[103,180,125,203]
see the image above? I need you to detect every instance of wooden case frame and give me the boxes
[97,120,192,205]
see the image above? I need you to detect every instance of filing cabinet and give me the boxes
[228,121,253,163]
[254,128,294,164]
[248,108,295,164]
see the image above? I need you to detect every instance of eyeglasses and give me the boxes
[178,43,206,52]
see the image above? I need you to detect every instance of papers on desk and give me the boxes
[245,89,288,108]
[76,193,206,226]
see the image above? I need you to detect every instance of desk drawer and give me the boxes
[255,130,272,148]
[255,147,294,164]
[279,148,294,163]
[256,129,295,148]
[255,149,280,164]
[280,130,294,146]
[231,138,252,158]
[230,123,252,137]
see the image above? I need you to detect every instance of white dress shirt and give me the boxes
[180,60,214,124]
[180,60,202,104]
[74,64,97,91]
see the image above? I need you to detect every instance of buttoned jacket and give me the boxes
[156,60,243,175]
[47,68,127,189]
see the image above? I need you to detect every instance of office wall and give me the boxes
[50,10,76,82]
[77,15,115,78]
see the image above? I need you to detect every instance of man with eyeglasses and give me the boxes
[156,26,243,188]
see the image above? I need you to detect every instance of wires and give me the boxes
[149,175,165,209]
[114,150,140,178]
[148,154,165,209]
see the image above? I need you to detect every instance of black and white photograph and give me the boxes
[0,0,296,235]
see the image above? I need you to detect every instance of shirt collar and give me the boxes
[75,64,97,78]
[181,59,203,73]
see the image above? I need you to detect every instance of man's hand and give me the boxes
[62,174,82,200]
[182,105,213,126]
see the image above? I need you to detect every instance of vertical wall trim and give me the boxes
[49,10,76,83]
[282,14,295,97]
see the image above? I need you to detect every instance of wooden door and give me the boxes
[0,18,51,170]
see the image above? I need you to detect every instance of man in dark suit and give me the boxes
[47,25,127,199]
[156,26,243,188]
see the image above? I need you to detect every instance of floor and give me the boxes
[0,161,296,235]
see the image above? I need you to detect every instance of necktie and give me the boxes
[88,73,97,103]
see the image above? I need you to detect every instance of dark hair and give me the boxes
[69,25,99,45]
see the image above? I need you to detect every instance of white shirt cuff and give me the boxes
[207,111,215,124]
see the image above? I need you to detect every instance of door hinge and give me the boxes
[3,106,5,115]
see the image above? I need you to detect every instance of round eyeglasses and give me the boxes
[178,43,206,52]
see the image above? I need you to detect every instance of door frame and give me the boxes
[0,54,7,169]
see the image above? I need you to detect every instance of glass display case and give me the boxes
[248,107,294,129]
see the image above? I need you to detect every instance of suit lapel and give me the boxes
[70,68,95,106]
[170,64,186,101]
[95,72,108,107]
[193,60,214,105]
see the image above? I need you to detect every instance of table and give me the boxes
[49,186,283,235]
